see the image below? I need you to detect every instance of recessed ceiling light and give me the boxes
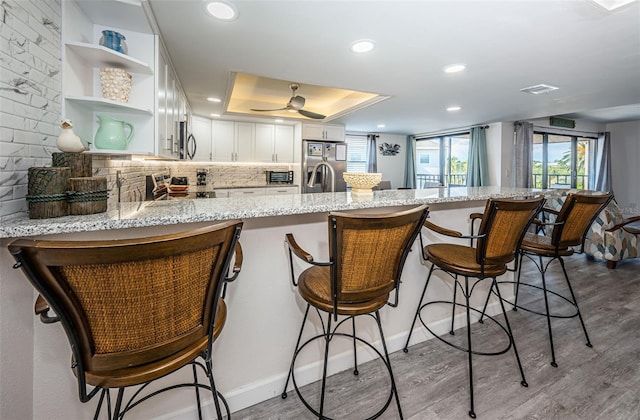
[589,0,636,10]
[447,106,462,112]
[207,97,222,103]
[205,1,238,21]
[444,64,466,73]
[210,113,220,117]
[351,39,375,53]
[377,124,385,128]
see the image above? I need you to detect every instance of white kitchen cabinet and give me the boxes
[222,188,266,197]
[302,123,345,141]
[235,122,255,161]
[212,121,236,162]
[274,125,295,162]
[213,121,255,162]
[191,116,213,161]
[254,123,275,162]
[265,186,298,195]
[246,123,295,163]
[62,0,156,156]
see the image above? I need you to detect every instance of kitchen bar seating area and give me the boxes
[4,187,639,419]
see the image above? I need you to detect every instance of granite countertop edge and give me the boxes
[0,187,544,239]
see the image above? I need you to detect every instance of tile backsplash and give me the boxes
[93,156,296,209]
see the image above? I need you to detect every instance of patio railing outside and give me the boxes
[532,173,588,189]
[416,173,467,188]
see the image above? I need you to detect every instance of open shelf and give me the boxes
[65,95,153,115]
[65,42,153,74]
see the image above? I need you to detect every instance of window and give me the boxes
[345,134,368,172]
[532,132,596,189]
[414,133,469,188]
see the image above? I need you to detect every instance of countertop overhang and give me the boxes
[0,187,544,239]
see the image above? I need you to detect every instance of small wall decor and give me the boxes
[378,142,401,156]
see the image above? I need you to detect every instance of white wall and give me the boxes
[606,120,640,211]
[375,134,407,188]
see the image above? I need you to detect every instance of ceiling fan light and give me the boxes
[351,39,375,54]
[206,1,238,21]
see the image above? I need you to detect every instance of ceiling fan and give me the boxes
[250,83,326,120]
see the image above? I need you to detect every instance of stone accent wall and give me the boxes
[0,0,62,220]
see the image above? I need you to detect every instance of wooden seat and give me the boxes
[404,196,544,419]
[9,221,243,420]
[282,204,430,419]
[508,191,613,367]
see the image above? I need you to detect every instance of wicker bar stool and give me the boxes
[403,197,544,418]
[9,221,243,420]
[490,191,613,367]
[281,204,429,419]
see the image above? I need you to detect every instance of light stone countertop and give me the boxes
[0,187,544,239]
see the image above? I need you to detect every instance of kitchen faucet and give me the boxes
[307,160,335,192]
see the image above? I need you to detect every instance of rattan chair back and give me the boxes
[329,204,429,304]
[476,197,544,266]
[550,192,613,248]
[9,221,242,382]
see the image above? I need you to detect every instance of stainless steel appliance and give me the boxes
[179,120,196,160]
[302,141,347,193]
[266,170,294,184]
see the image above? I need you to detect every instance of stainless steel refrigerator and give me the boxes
[302,140,348,193]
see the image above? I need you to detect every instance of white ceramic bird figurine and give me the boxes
[56,119,88,152]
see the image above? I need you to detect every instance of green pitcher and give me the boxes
[94,115,134,150]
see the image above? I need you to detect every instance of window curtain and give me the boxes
[404,135,416,188]
[594,131,612,192]
[466,126,489,186]
[367,134,378,173]
[512,121,533,188]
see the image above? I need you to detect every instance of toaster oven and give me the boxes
[266,170,294,184]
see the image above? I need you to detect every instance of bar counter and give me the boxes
[0,187,542,419]
[0,187,540,238]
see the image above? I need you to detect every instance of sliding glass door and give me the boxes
[415,133,469,188]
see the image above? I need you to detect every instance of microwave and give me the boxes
[266,170,294,184]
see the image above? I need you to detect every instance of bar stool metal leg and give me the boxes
[403,264,435,352]
[352,316,359,376]
[464,277,476,419]
[539,255,558,368]
[558,257,592,348]
[282,304,311,399]
[374,310,403,419]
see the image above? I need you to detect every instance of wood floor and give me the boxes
[234,255,640,419]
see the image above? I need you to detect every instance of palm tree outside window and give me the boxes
[532,132,596,189]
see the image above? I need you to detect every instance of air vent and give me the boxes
[520,84,559,95]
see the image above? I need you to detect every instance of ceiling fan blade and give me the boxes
[250,107,289,112]
[298,109,326,120]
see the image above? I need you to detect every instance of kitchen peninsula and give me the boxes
[0,187,542,419]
